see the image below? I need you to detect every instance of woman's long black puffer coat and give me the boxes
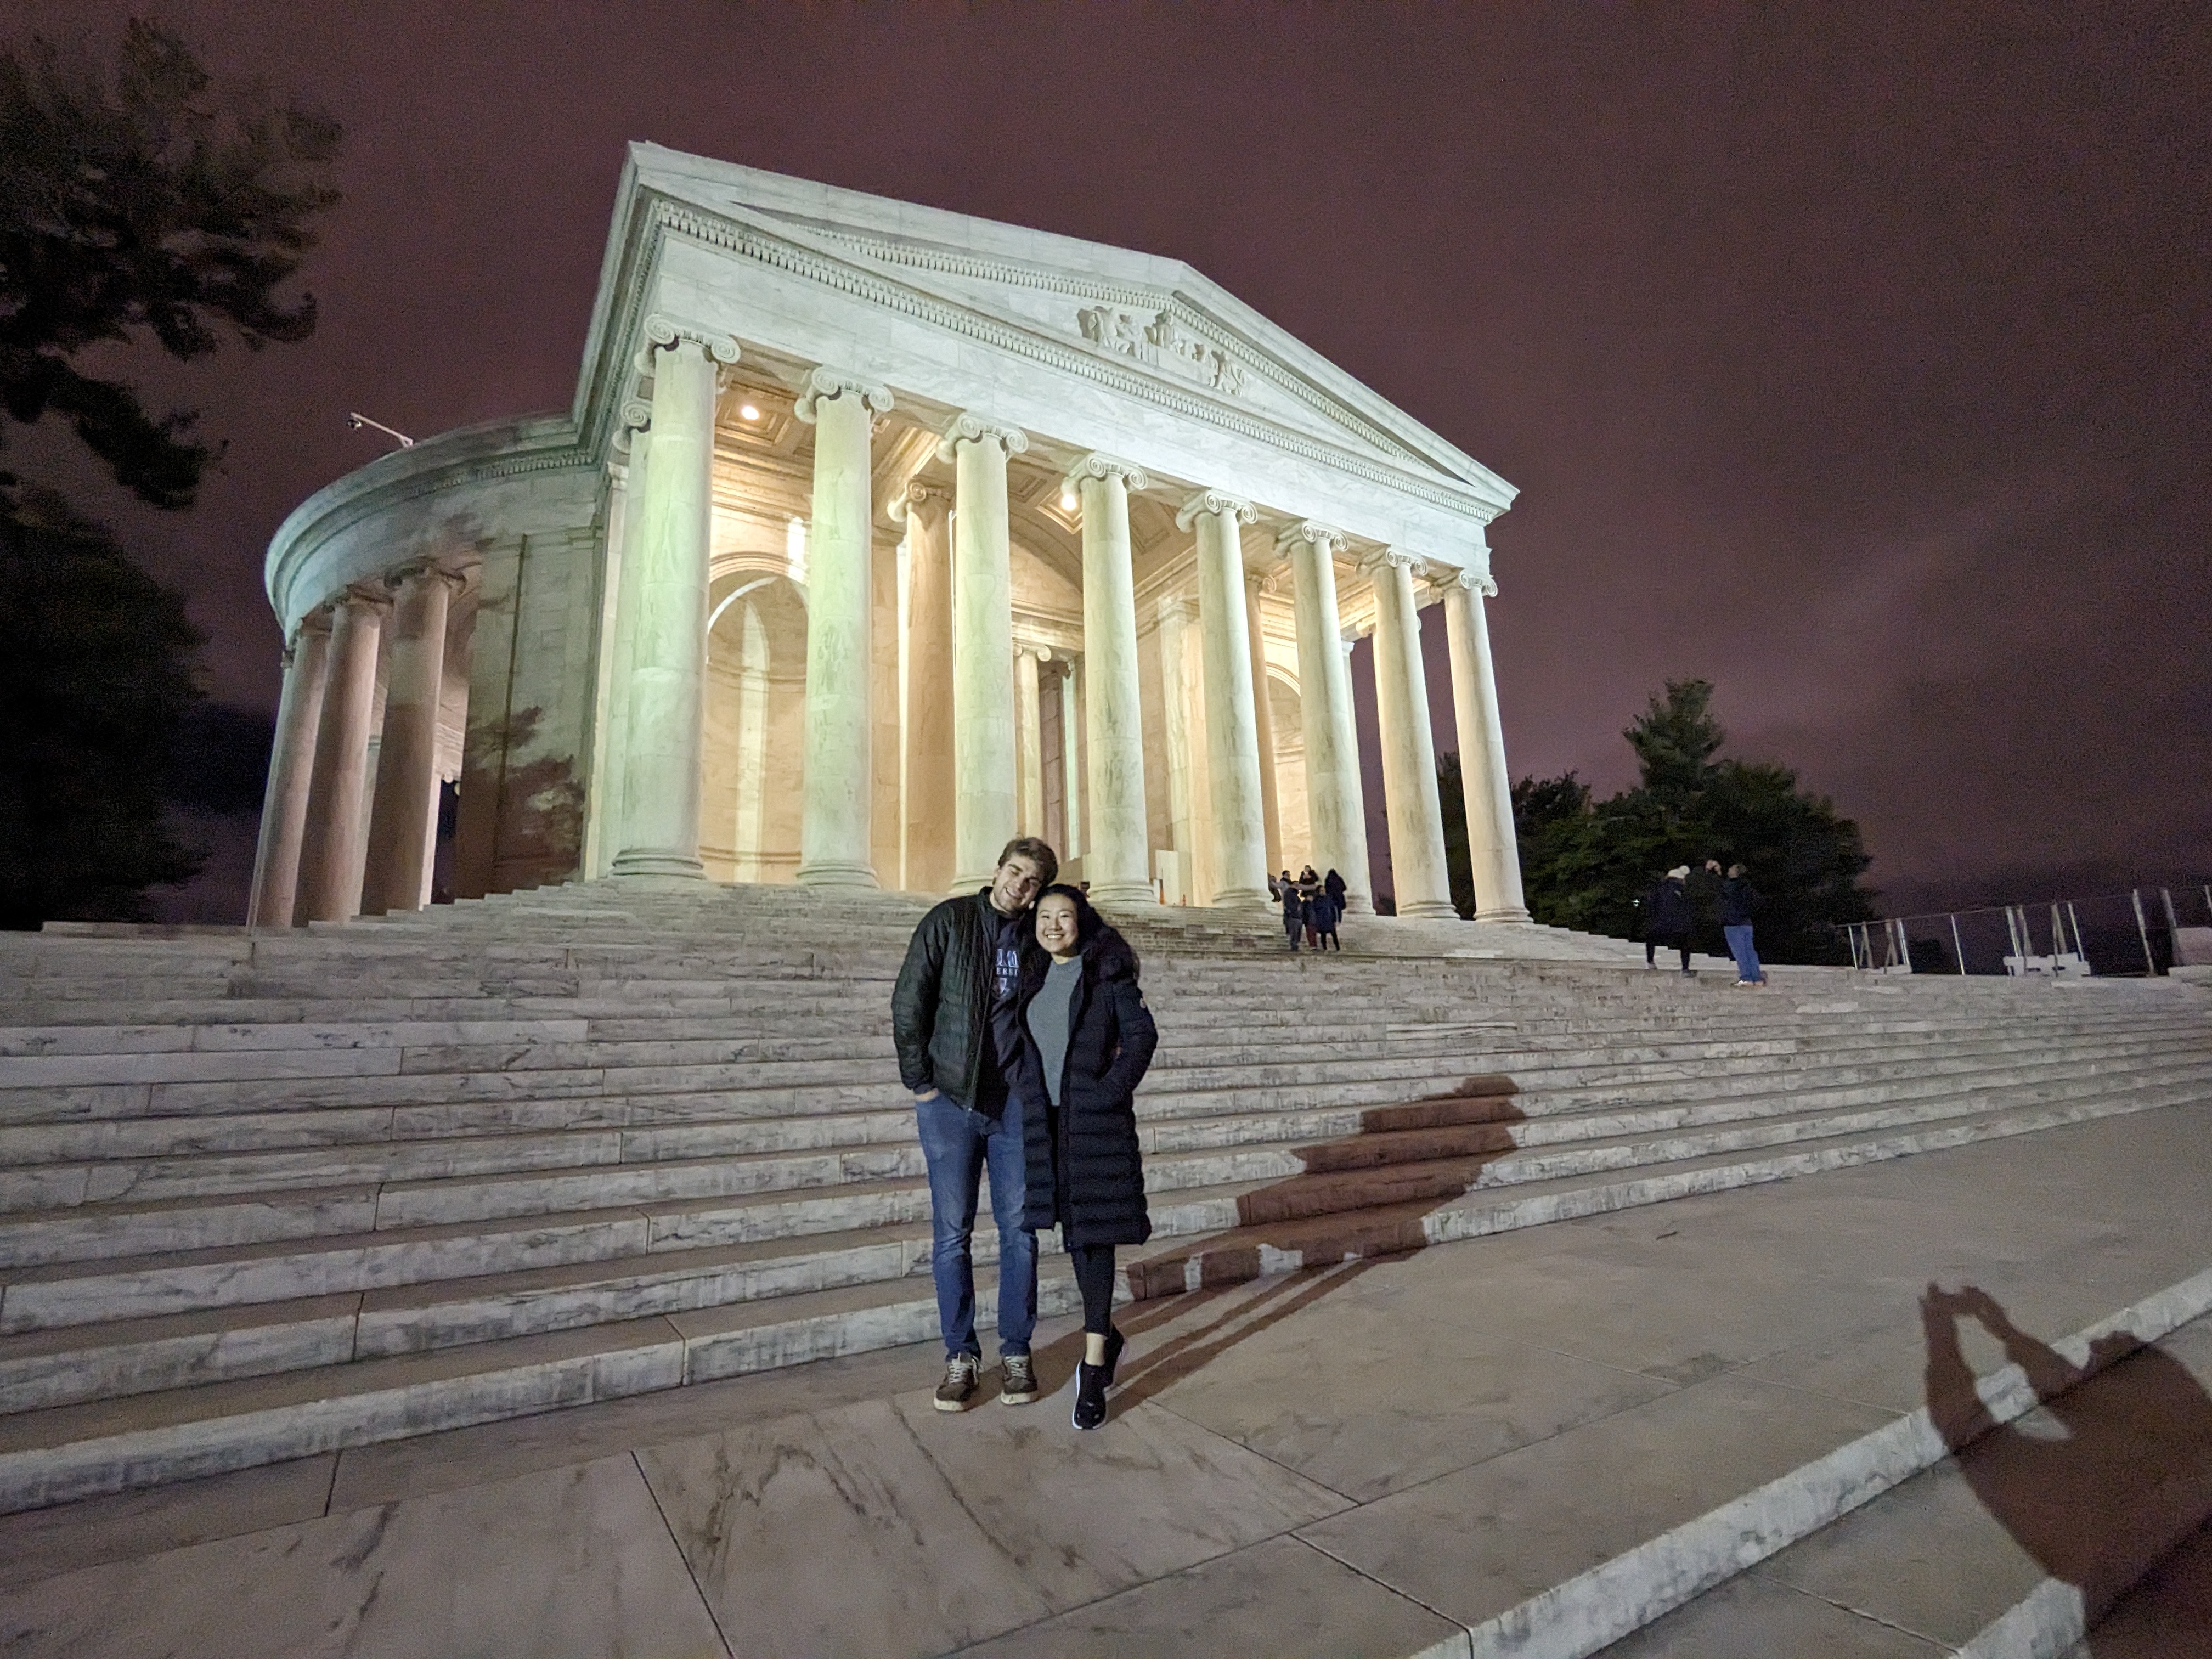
[1014,926,1158,1247]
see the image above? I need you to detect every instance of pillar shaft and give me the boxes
[586,435,641,879]
[1015,646,1045,836]
[1073,458,1152,906]
[1282,525,1373,913]
[1244,571,1283,875]
[1443,571,1532,922]
[1368,551,1457,919]
[945,415,1025,890]
[611,334,720,879]
[360,566,455,915]
[1184,493,1269,907]
[900,484,955,893]
[796,370,885,888]
[247,616,331,928]
[295,590,386,923]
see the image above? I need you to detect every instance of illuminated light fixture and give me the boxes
[1059,489,1078,511]
[739,403,761,422]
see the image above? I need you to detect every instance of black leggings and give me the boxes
[1647,940,1690,970]
[1069,1243,1116,1336]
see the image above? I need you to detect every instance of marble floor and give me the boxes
[2,1103,2208,1658]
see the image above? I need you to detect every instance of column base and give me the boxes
[610,851,707,880]
[1397,899,1463,921]
[1209,886,1273,910]
[1086,880,1159,909]
[1341,894,1376,916]
[1475,905,1533,924]
[797,860,880,890]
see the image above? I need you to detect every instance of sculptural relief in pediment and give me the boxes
[1074,304,1245,397]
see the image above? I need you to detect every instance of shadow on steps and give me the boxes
[1126,1075,1525,1299]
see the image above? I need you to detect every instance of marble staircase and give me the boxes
[1,881,2208,1512]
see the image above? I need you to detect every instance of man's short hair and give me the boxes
[997,837,1059,888]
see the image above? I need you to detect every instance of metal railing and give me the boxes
[1841,884,2212,978]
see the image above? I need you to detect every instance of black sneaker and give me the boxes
[1099,1327,1127,1388]
[999,1353,1040,1406]
[1073,1361,1109,1430]
[934,1352,980,1412]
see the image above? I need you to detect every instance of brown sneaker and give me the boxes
[933,1353,980,1412]
[999,1354,1040,1406]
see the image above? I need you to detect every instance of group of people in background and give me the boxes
[1638,859,1768,987]
[892,838,1158,1433]
[1273,865,1347,952]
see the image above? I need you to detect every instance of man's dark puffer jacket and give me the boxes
[892,889,1037,1107]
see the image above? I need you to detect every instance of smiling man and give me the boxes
[891,838,1058,1410]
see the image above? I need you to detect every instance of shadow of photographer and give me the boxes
[1922,1285,2212,1647]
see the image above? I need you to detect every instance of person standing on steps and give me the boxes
[1324,867,1347,917]
[1640,866,1695,973]
[1280,869,1307,951]
[1707,860,1767,987]
[1307,874,1342,951]
[1016,884,1158,1431]
[892,837,1057,1412]
[1297,866,1324,948]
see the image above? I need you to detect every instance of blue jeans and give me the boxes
[914,1094,1036,1359]
[1725,923,1764,983]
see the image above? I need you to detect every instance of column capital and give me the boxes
[1275,519,1346,556]
[1358,544,1427,578]
[1438,564,1499,599]
[620,398,653,434]
[794,366,893,424]
[1064,452,1150,494]
[936,411,1030,460]
[887,477,952,523]
[641,314,741,367]
[337,582,394,615]
[1175,489,1257,532]
[290,607,334,648]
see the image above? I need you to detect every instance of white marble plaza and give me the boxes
[249,143,1531,925]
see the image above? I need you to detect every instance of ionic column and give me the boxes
[1015,645,1045,836]
[1244,567,1283,876]
[894,481,954,893]
[1068,454,1153,906]
[1059,657,1084,861]
[942,414,1028,891]
[586,426,644,879]
[611,319,737,879]
[1179,490,1270,907]
[1156,594,1196,904]
[247,612,332,929]
[360,564,460,915]
[1364,547,1457,919]
[794,366,891,888]
[295,586,389,923]
[1279,521,1373,913]
[1441,562,1531,922]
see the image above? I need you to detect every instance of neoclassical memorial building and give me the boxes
[250,144,1530,928]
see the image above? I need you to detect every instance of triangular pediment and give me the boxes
[623,145,1513,509]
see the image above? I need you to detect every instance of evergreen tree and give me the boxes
[1503,680,1875,963]
[0,19,340,509]
[0,490,202,926]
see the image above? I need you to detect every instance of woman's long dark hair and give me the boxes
[1037,883,1139,977]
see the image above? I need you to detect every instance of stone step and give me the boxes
[5,1087,2207,1515]
[1,1026,2189,1226]
[7,1033,2199,1257]
[10,1052,2208,1338]
[4,1008,2190,1140]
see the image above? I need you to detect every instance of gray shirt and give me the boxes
[1026,957,1085,1107]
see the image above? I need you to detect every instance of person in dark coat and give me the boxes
[1324,867,1348,912]
[1707,860,1767,986]
[1017,884,1159,1430]
[1640,865,1695,973]
[1279,871,1306,951]
[892,837,1055,1412]
[1307,882,1342,951]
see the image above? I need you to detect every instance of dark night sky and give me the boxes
[14,1,2211,908]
